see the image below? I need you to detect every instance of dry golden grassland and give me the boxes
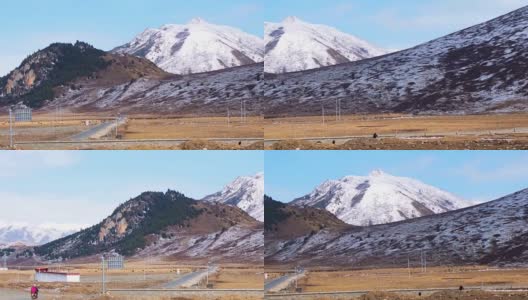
[293,266,528,292]
[210,267,264,289]
[264,113,528,139]
[121,116,263,139]
[0,262,262,299]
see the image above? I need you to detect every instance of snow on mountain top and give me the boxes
[292,170,472,226]
[188,17,208,25]
[202,172,264,222]
[113,19,264,74]
[265,17,388,73]
[0,222,84,246]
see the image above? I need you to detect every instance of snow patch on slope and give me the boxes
[113,18,264,74]
[202,172,264,221]
[265,16,388,73]
[292,170,471,226]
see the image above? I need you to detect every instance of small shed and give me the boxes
[34,268,80,283]
[11,104,32,122]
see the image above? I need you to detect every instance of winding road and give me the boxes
[162,266,218,289]
[265,271,305,293]
[70,117,127,141]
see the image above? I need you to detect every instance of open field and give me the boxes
[122,116,263,140]
[267,290,528,300]
[264,113,528,150]
[264,266,528,299]
[0,112,263,149]
[299,266,528,292]
[0,262,263,299]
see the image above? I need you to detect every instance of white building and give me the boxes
[34,268,80,283]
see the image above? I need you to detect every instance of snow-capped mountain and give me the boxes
[292,170,471,226]
[0,222,82,246]
[202,172,264,222]
[267,188,528,267]
[113,18,264,74]
[265,16,387,73]
[265,6,528,115]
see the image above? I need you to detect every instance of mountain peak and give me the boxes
[283,16,302,24]
[293,173,471,226]
[369,169,387,177]
[265,17,388,73]
[188,17,208,25]
[112,19,264,74]
[202,173,264,222]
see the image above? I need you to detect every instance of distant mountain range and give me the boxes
[265,16,387,73]
[265,6,528,116]
[266,188,528,267]
[0,223,82,246]
[113,18,264,74]
[292,170,471,226]
[203,172,264,221]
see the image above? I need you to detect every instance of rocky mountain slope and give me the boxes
[292,170,471,226]
[265,195,348,239]
[265,17,387,73]
[266,188,528,267]
[0,41,264,115]
[113,18,264,74]
[0,41,167,109]
[202,172,264,222]
[0,223,81,246]
[265,6,528,116]
[33,190,262,263]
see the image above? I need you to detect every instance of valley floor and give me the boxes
[0,112,263,150]
[264,266,528,297]
[264,113,528,150]
[0,262,263,299]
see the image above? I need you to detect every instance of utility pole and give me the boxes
[240,100,243,123]
[101,256,106,295]
[8,108,13,148]
[115,114,119,138]
[408,255,411,278]
[335,99,338,122]
[322,103,325,125]
[206,261,210,287]
[424,251,427,273]
[227,106,230,127]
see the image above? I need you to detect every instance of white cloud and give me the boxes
[0,151,80,177]
[369,0,528,31]
[457,155,528,183]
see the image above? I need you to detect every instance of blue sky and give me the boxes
[0,0,265,76]
[2,0,527,76]
[0,151,263,225]
[267,0,528,51]
[265,151,528,204]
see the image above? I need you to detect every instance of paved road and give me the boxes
[70,117,127,141]
[265,272,305,293]
[162,266,218,289]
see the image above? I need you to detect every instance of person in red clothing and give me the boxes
[30,284,39,299]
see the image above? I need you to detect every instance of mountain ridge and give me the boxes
[265,16,388,73]
[113,19,264,75]
[264,6,528,116]
[291,170,471,226]
[202,172,264,222]
[266,188,528,267]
